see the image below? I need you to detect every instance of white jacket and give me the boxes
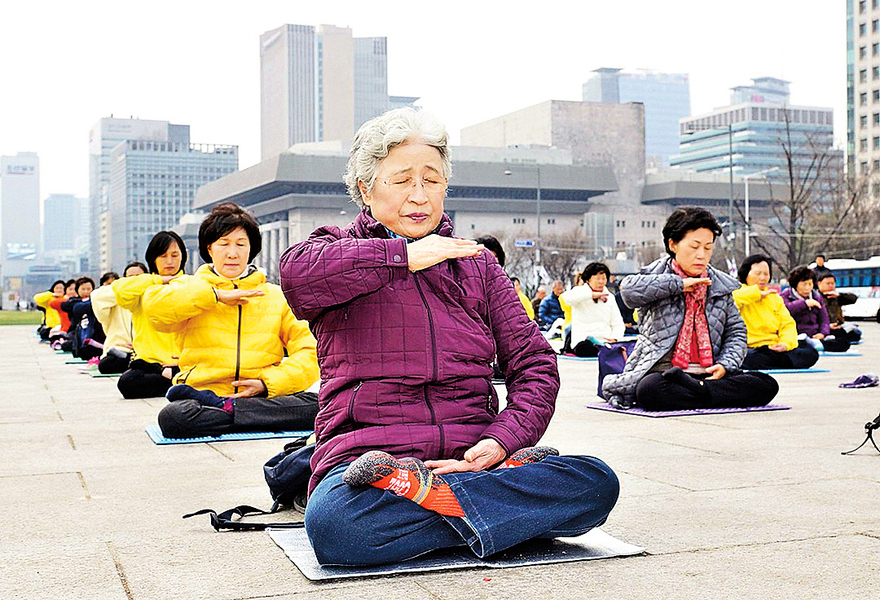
[90,284,133,357]
[560,285,625,345]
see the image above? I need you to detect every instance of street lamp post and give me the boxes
[742,167,780,256]
[503,165,543,275]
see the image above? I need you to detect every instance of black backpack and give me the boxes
[184,435,314,531]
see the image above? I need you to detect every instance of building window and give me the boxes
[874,136,879,149]
[862,92,868,106]
[874,19,879,32]
[862,115,868,128]
[862,161,869,173]
[862,46,868,59]
[862,0,867,12]
[874,89,880,102]
[861,23,867,36]
[875,0,879,9]
[874,159,880,170]
[861,138,868,151]
[546,218,555,224]
[862,69,869,83]
[875,113,880,126]
[874,183,880,196]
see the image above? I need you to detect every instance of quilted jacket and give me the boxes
[602,257,747,405]
[780,288,831,338]
[280,209,559,494]
[113,273,185,365]
[143,265,319,397]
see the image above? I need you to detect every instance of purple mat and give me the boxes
[585,402,792,418]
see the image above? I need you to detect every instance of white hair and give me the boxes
[344,107,452,207]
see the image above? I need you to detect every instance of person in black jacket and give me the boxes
[817,272,862,343]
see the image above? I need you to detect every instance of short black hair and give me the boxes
[510,276,520,284]
[75,276,95,294]
[738,254,773,284]
[662,207,723,257]
[145,231,187,275]
[817,271,836,282]
[475,235,505,268]
[49,280,65,292]
[581,262,611,283]
[816,254,826,260]
[99,272,118,286]
[198,202,262,264]
[123,261,148,277]
[64,279,76,289]
[788,266,816,289]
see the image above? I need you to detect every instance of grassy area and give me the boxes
[0,311,43,326]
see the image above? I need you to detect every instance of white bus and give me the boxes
[823,256,880,322]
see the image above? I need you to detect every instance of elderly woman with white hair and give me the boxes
[280,108,619,567]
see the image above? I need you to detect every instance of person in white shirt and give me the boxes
[560,262,625,357]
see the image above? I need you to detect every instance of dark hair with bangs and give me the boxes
[738,254,773,284]
[145,231,187,275]
[75,276,95,294]
[198,202,262,264]
[788,266,816,290]
[123,261,148,277]
[662,207,723,257]
[581,262,611,283]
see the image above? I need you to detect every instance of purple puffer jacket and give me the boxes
[780,288,831,338]
[280,210,559,494]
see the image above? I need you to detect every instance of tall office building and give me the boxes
[671,100,838,176]
[583,68,691,166]
[43,193,88,255]
[260,24,397,160]
[105,136,237,271]
[848,0,880,185]
[0,152,40,289]
[89,117,191,271]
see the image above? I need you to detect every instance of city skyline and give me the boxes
[0,0,845,199]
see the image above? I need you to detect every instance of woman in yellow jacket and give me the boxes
[733,254,819,370]
[144,203,320,439]
[91,262,147,374]
[113,231,188,398]
[33,280,65,340]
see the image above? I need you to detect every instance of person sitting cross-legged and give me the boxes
[280,108,619,567]
[780,266,850,354]
[734,255,819,371]
[603,208,779,411]
[560,262,625,357]
[816,272,862,344]
[144,203,320,439]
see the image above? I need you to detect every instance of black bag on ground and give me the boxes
[183,435,314,531]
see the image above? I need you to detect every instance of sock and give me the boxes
[343,451,464,517]
[496,446,559,469]
[166,384,234,414]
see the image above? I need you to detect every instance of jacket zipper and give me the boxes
[233,283,242,394]
[413,275,443,452]
[347,381,364,421]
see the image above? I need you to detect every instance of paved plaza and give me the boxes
[1,323,878,599]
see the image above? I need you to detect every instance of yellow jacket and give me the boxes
[34,291,61,328]
[90,284,133,357]
[143,264,319,397]
[112,273,183,365]
[732,284,798,350]
[559,295,572,327]
[517,289,535,320]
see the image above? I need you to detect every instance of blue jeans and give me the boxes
[304,455,620,566]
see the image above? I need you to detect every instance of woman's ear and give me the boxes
[358,181,371,207]
[668,239,677,255]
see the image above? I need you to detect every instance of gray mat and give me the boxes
[269,527,644,581]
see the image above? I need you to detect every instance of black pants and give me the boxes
[740,341,820,370]
[99,350,131,374]
[819,334,851,353]
[117,359,177,399]
[837,327,862,344]
[157,391,320,438]
[635,369,779,411]
[573,339,600,358]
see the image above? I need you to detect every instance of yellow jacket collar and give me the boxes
[196,263,266,289]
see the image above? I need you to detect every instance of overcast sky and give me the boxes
[0,0,844,199]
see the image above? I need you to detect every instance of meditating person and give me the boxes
[280,107,619,567]
[817,272,862,344]
[91,262,147,374]
[113,231,188,399]
[34,280,65,340]
[143,203,320,439]
[61,277,104,360]
[538,280,565,331]
[734,255,820,370]
[511,277,535,320]
[781,266,850,353]
[560,262,625,357]
[602,207,779,411]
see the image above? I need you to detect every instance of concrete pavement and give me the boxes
[1,323,878,599]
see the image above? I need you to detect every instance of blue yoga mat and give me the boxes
[65,359,88,364]
[586,402,791,418]
[818,351,863,357]
[90,371,120,378]
[145,424,312,445]
[751,368,830,374]
[558,355,598,362]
